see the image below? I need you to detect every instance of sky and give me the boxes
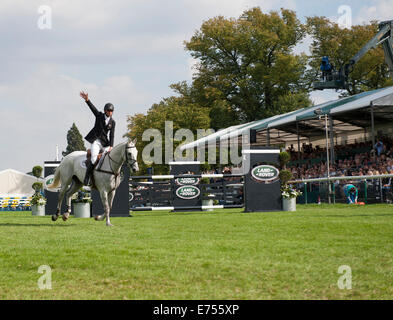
[0,0,392,173]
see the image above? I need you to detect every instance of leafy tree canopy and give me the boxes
[307,17,393,96]
[183,7,311,127]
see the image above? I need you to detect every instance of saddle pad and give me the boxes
[80,152,106,169]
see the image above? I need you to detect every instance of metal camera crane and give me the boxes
[313,20,393,90]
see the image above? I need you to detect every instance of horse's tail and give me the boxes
[47,165,61,189]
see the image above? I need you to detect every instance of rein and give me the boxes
[94,144,136,193]
[95,144,136,177]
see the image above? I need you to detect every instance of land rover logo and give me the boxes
[251,165,279,183]
[46,177,54,186]
[44,174,60,192]
[175,177,200,186]
[175,186,201,200]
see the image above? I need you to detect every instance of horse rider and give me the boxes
[80,91,116,186]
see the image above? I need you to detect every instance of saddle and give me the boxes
[85,149,104,167]
[84,150,106,189]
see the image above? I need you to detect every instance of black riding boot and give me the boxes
[84,160,94,186]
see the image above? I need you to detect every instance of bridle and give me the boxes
[92,144,137,193]
[97,144,137,177]
[124,145,137,168]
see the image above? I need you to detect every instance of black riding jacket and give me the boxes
[84,100,115,147]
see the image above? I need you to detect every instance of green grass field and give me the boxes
[1,204,393,300]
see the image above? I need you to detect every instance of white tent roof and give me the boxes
[179,122,249,150]
[296,86,393,121]
[0,169,43,197]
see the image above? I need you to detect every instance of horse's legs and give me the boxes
[52,181,70,221]
[95,190,113,226]
[106,190,116,225]
[62,178,83,221]
[94,188,106,222]
[108,190,116,211]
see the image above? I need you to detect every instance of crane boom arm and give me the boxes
[349,21,393,71]
[380,21,393,80]
[314,20,393,90]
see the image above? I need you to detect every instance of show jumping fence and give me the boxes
[129,148,283,213]
[129,173,244,211]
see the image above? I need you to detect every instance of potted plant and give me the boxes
[72,188,92,218]
[279,152,301,211]
[31,166,46,216]
[31,183,46,216]
[279,170,302,211]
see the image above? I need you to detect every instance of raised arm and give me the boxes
[80,91,99,116]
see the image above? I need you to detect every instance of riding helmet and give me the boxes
[104,103,114,112]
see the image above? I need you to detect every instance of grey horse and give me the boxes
[48,139,139,226]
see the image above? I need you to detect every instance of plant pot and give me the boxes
[202,199,214,211]
[282,197,296,212]
[32,204,45,216]
[202,193,216,211]
[73,202,91,218]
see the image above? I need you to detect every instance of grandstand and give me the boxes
[180,86,393,204]
[287,137,393,179]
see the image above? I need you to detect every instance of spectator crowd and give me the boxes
[286,136,393,181]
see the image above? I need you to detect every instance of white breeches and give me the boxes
[91,140,110,164]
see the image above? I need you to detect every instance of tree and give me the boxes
[170,81,240,130]
[183,7,311,127]
[62,123,86,157]
[307,17,393,96]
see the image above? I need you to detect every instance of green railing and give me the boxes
[291,174,392,204]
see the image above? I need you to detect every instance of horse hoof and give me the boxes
[62,213,69,221]
[106,223,114,227]
[94,215,99,221]
[51,214,59,222]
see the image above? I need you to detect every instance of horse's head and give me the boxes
[126,138,139,173]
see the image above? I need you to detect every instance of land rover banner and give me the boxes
[175,185,201,200]
[251,165,280,183]
[175,177,200,186]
